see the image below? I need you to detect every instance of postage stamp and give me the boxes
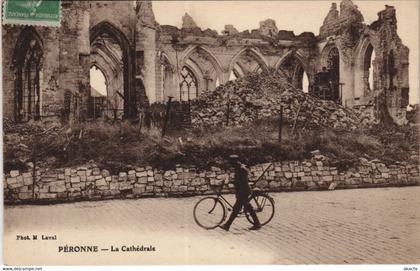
[2,0,61,27]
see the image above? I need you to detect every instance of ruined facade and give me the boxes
[2,0,410,125]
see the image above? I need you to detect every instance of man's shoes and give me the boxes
[249,224,261,231]
[219,224,230,231]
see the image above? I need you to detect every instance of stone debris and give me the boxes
[191,73,376,130]
[259,19,278,37]
[3,120,64,171]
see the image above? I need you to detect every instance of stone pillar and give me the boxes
[136,1,158,105]
[141,28,157,104]
[58,1,90,123]
[340,55,355,107]
[221,68,231,85]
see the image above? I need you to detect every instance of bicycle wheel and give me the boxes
[193,197,226,229]
[245,194,275,226]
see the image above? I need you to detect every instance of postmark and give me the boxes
[3,0,61,27]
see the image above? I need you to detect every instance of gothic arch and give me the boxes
[354,37,378,98]
[320,44,341,102]
[180,45,222,94]
[182,58,204,99]
[90,64,109,89]
[91,48,121,78]
[276,50,311,91]
[181,45,223,79]
[160,51,176,70]
[12,27,44,122]
[12,27,44,68]
[320,42,342,69]
[90,21,135,118]
[275,50,310,72]
[228,47,269,75]
[179,65,199,101]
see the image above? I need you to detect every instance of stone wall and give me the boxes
[4,158,419,204]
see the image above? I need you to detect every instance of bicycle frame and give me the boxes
[213,184,268,214]
[194,181,275,229]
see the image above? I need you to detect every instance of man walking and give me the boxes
[220,154,262,231]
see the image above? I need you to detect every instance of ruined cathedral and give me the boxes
[2,0,410,125]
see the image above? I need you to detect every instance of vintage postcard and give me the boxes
[2,0,419,267]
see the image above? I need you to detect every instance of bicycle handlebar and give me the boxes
[207,162,274,194]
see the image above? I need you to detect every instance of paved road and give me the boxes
[4,187,420,265]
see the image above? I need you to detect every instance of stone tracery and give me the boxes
[12,27,44,122]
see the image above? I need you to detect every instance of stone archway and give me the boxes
[318,46,341,102]
[89,65,108,119]
[228,48,269,78]
[277,52,310,92]
[326,47,340,102]
[180,46,223,96]
[354,38,378,99]
[12,27,44,122]
[179,66,199,101]
[90,21,135,119]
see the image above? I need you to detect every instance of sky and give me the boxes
[152,0,419,105]
[90,66,107,96]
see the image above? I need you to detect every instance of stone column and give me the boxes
[340,55,355,107]
[58,1,90,123]
[136,1,158,105]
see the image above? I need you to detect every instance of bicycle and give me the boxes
[193,163,275,230]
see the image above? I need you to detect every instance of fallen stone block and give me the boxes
[49,181,66,193]
[70,176,81,183]
[10,170,20,178]
[95,178,107,187]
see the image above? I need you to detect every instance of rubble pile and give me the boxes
[191,73,375,130]
[3,119,64,172]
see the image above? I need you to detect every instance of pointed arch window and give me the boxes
[14,30,43,122]
[180,66,198,101]
[361,43,376,94]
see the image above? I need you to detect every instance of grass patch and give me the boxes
[4,119,418,174]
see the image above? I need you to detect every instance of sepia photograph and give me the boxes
[1,0,419,267]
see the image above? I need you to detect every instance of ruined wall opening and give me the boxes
[89,66,107,119]
[365,44,376,93]
[355,41,377,99]
[90,22,134,119]
[13,28,43,122]
[229,49,268,78]
[326,47,340,102]
[302,71,310,93]
[277,53,309,93]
